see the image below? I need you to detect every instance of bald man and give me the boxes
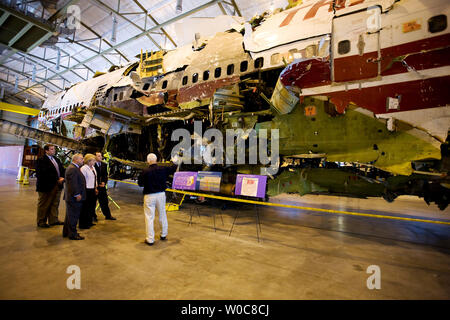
[138,153,177,246]
[63,154,86,240]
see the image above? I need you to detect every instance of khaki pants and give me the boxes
[37,184,62,225]
[143,192,168,243]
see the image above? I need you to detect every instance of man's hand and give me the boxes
[75,195,82,201]
[58,177,64,183]
[95,188,99,195]
[99,182,105,188]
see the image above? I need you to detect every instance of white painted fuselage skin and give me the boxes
[38,65,131,123]
[38,0,449,142]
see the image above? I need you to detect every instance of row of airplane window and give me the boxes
[40,102,84,117]
[142,58,265,91]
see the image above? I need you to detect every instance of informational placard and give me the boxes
[172,171,198,191]
[197,171,222,192]
[235,174,267,198]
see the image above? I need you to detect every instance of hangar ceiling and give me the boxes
[0,0,286,108]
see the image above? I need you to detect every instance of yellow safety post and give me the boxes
[22,167,30,185]
[16,166,25,183]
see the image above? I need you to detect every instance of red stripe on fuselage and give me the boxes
[327,75,450,114]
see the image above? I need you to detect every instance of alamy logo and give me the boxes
[366,265,381,290]
[171,121,280,175]
[66,5,81,30]
[66,265,81,290]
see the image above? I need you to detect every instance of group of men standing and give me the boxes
[36,145,177,245]
[36,145,116,240]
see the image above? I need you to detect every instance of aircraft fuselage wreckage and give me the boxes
[36,0,450,210]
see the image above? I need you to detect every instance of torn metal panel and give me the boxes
[173,15,245,47]
[263,97,442,175]
[376,106,450,142]
[270,79,299,114]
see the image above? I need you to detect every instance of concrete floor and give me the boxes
[0,172,449,299]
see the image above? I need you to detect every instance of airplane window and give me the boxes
[162,80,168,89]
[338,40,351,55]
[271,53,280,65]
[182,76,188,86]
[143,83,150,90]
[254,57,264,69]
[203,70,209,81]
[428,15,447,33]
[119,92,124,100]
[114,94,117,101]
[288,49,299,62]
[227,64,234,75]
[192,73,199,83]
[214,67,221,78]
[240,61,248,72]
[305,44,317,57]
[255,57,263,69]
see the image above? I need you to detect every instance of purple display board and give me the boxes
[172,171,198,190]
[235,174,267,198]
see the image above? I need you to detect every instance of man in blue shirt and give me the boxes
[138,153,177,246]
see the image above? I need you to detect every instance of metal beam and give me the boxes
[65,37,116,66]
[89,0,162,50]
[131,0,177,47]
[79,20,130,63]
[0,64,63,91]
[7,22,33,46]
[0,50,17,65]
[0,78,47,100]
[16,0,223,95]
[2,48,89,82]
[218,2,228,15]
[0,11,10,26]
[47,0,80,22]
[229,0,242,17]
[0,101,40,116]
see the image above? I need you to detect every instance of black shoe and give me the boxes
[50,221,64,226]
[69,235,84,240]
[63,233,68,238]
[79,225,90,229]
[144,240,154,246]
[105,216,116,220]
[160,236,167,241]
[93,218,98,222]
[37,223,50,228]
[88,223,96,227]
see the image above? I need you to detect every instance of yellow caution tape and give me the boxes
[109,179,450,226]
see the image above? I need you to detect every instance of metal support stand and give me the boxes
[229,203,262,242]
[188,206,201,226]
[213,209,224,232]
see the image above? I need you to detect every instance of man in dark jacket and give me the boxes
[93,152,116,221]
[63,154,86,240]
[35,144,65,228]
[138,153,177,246]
